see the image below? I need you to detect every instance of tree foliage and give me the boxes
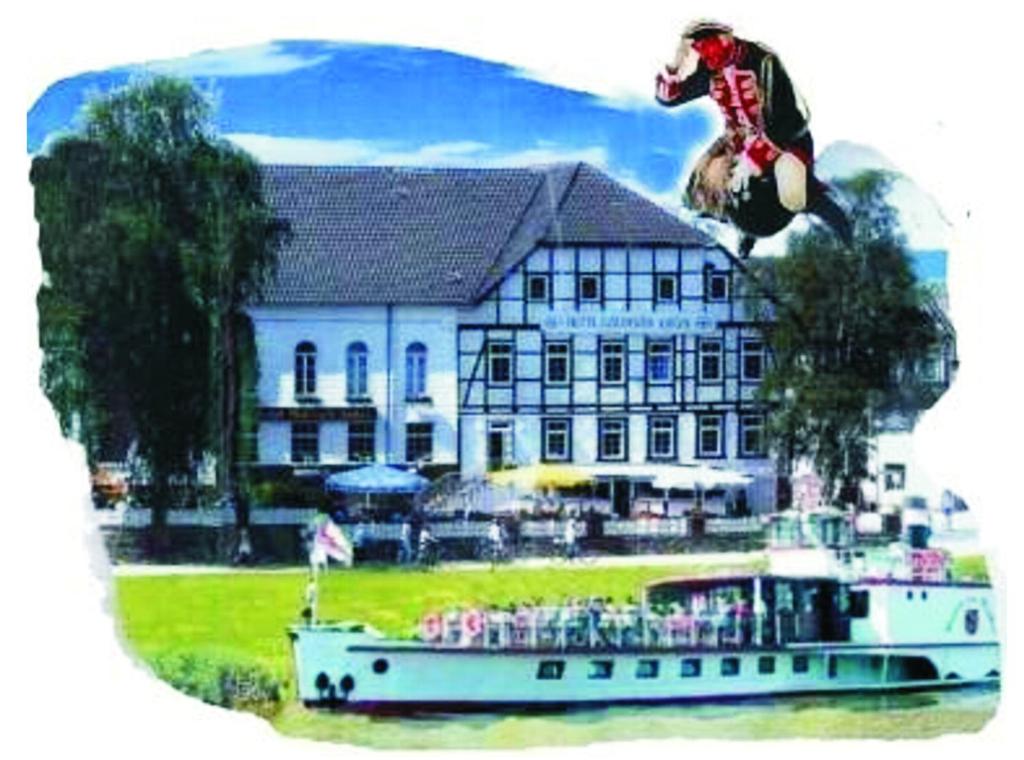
[32,76,283,521]
[746,171,944,501]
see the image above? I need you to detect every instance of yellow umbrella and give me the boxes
[486,463,595,491]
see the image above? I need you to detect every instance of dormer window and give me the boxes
[294,341,317,398]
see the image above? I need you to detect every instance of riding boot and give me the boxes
[737,234,757,259]
[807,180,853,247]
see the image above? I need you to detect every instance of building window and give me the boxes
[598,418,627,461]
[697,414,724,458]
[656,274,677,302]
[528,274,549,302]
[680,658,702,678]
[348,421,375,462]
[648,416,677,460]
[294,341,317,398]
[488,341,514,386]
[542,418,572,462]
[579,273,601,303]
[705,270,730,301]
[741,340,765,381]
[405,423,433,463]
[600,340,625,385]
[739,414,766,457]
[405,343,427,400]
[346,342,369,400]
[699,339,722,382]
[916,346,944,383]
[636,660,660,679]
[647,340,673,384]
[884,464,906,491]
[544,341,570,385]
[290,422,319,464]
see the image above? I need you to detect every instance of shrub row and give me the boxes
[149,649,284,718]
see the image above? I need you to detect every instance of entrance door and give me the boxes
[612,478,632,518]
[487,421,512,471]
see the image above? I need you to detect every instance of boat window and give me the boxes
[636,659,660,679]
[758,656,775,675]
[537,660,566,680]
[721,657,741,677]
[372,658,389,675]
[588,660,614,680]
[906,590,914,600]
[828,656,838,679]
[793,655,809,674]
[680,658,702,678]
[848,590,870,618]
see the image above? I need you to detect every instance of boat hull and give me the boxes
[291,628,1000,712]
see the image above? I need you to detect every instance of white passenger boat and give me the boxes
[289,512,1000,712]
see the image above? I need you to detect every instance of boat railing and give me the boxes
[417,607,842,651]
[417,606,823,655]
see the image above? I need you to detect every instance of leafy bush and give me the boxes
[951,555,989,583]
[149,649,283,718]
[251,479,330,509]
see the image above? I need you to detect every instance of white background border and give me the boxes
[3,1,1020,757]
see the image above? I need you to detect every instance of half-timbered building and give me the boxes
[249,163,778,512]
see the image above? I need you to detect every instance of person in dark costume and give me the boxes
[655,20,851,257]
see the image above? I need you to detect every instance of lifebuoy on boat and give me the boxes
[462,609,485,638]
[421,612,443,641]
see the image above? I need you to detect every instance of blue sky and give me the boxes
[26,39,947,280]
[28,41,710,204]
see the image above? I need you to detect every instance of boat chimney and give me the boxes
[907,523,931,549]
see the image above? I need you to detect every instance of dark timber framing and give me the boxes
[456,242,771,470]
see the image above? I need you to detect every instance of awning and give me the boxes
[652,465,753,491]
[324,464,429,495]
[487,463,595,491]
[580,463,753,490]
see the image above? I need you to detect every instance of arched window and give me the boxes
[294,341,317,397]
[346,342,368,399]
[405,342,427,400]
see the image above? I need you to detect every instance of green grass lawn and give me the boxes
[114,559,764,680]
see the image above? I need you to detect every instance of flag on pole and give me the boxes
[310,516,353,568]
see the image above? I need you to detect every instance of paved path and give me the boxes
[112,550,764,576]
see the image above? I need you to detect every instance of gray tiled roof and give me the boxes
[258,163,716,306]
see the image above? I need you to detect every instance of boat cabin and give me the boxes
[644,574,852,647]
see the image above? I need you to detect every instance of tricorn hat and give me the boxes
[682,20,734,40]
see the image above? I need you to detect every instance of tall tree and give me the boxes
[32,76,282,538]
[747,171,943,503]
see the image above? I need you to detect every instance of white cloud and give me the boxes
[138,42,331,78]
[225,133,610,170]
[818,141,951,250]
